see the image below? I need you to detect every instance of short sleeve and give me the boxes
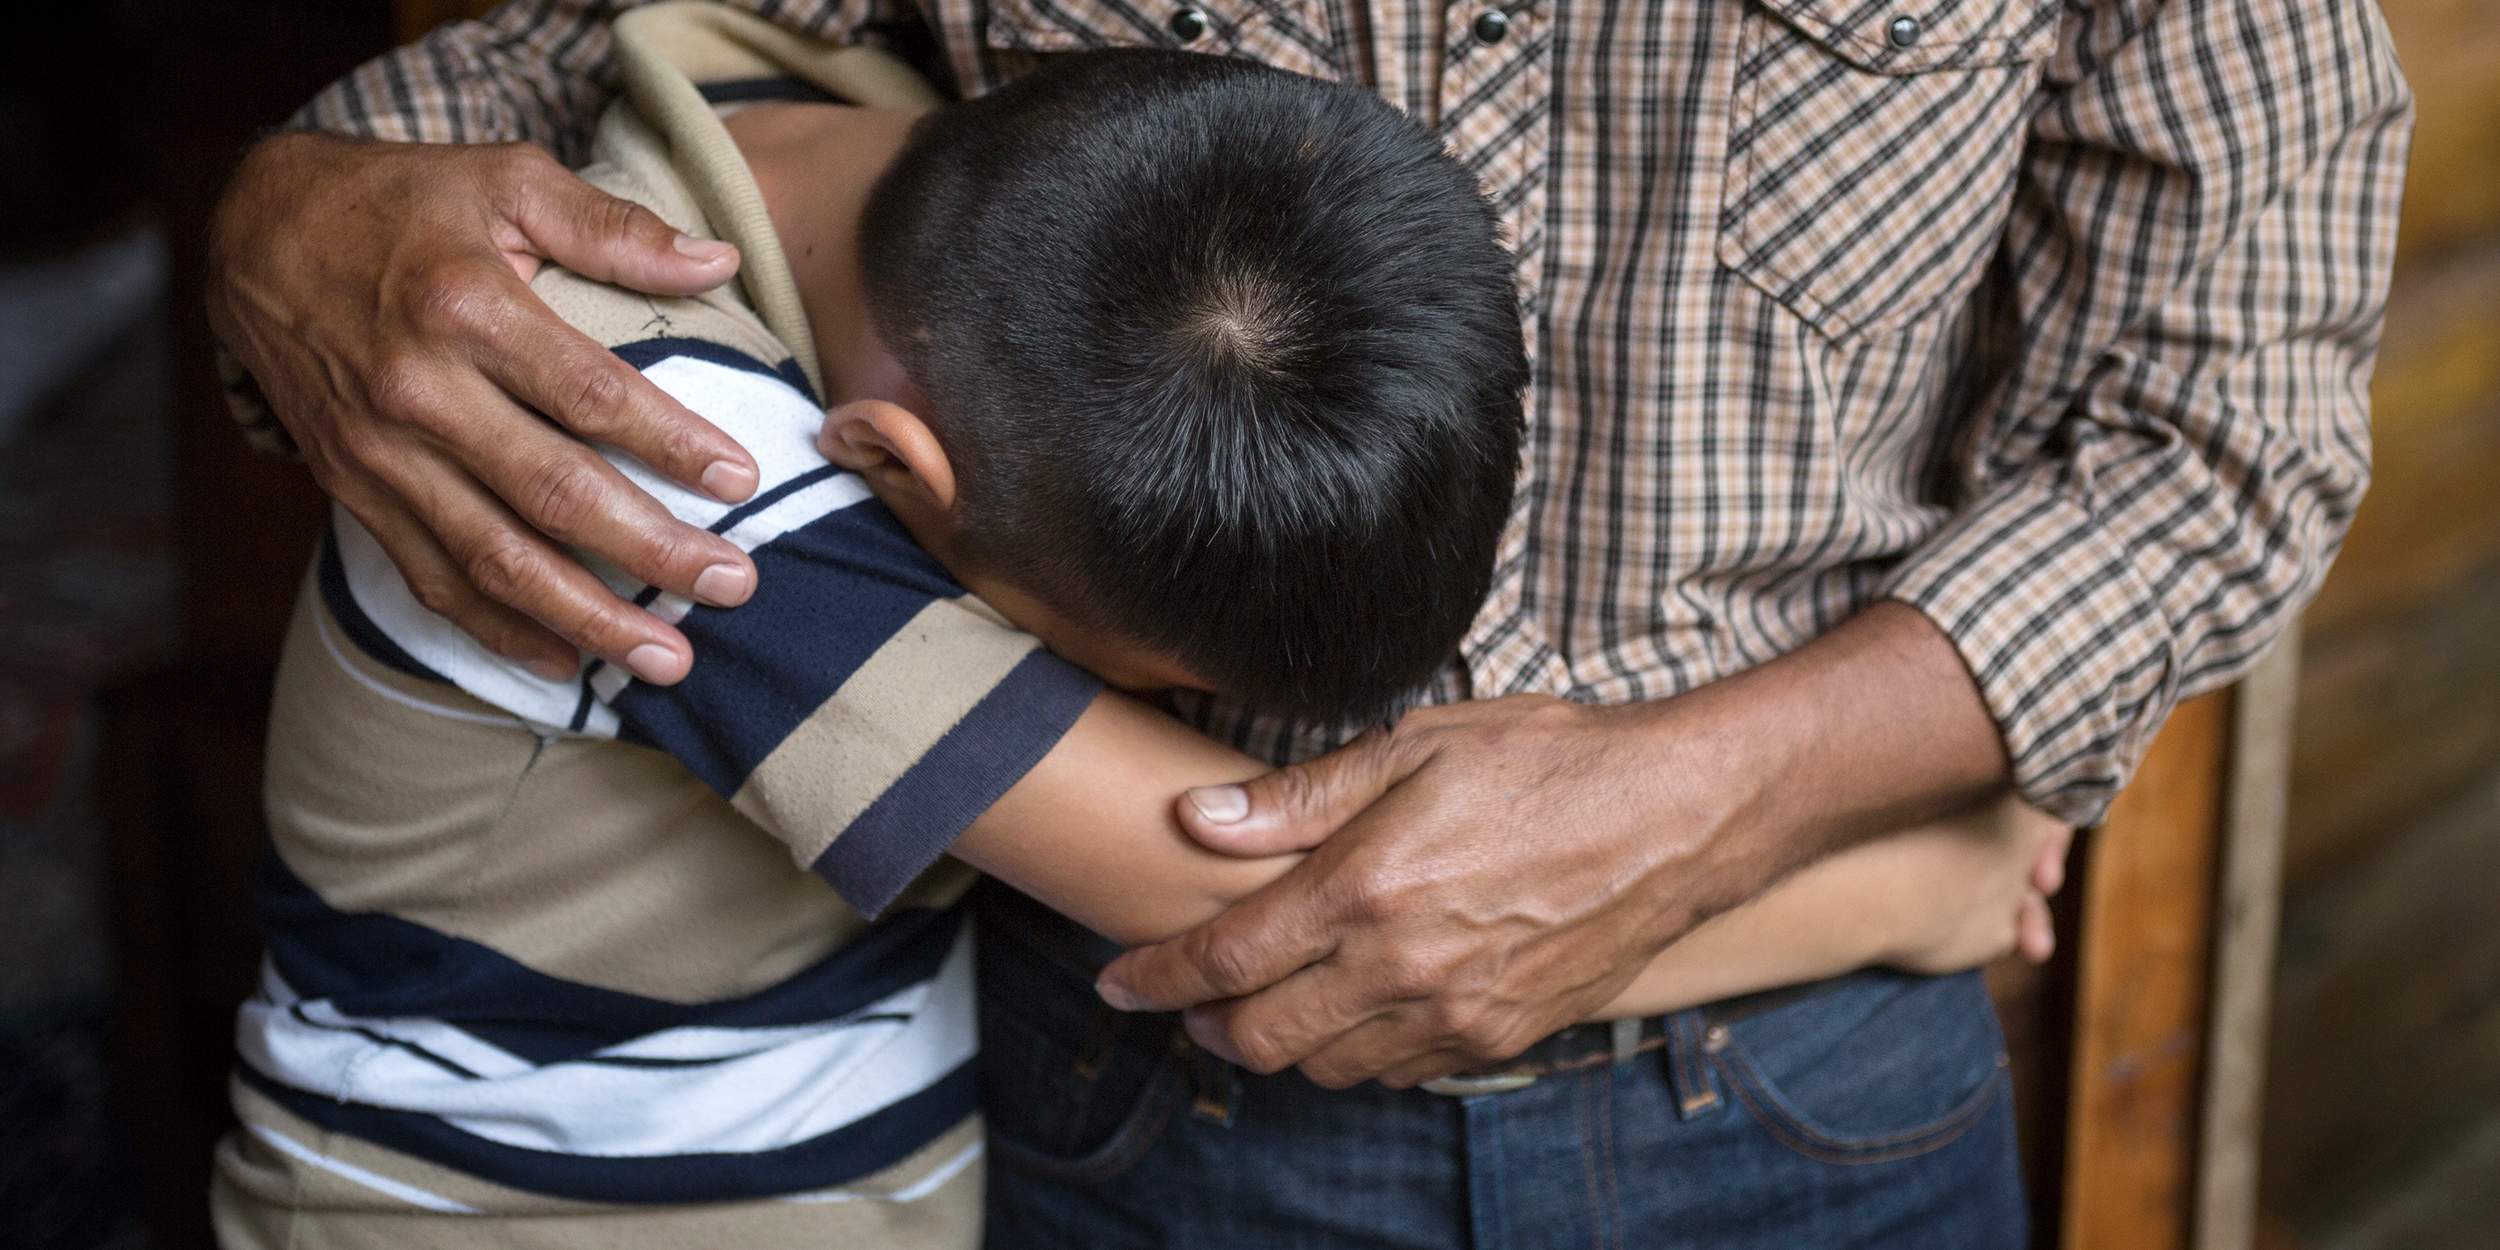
[604,489,1101,917]
[573,342,1101,917]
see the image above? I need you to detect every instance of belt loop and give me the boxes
[1187,1040,1240,1126]
[1662,1010,1721,1119]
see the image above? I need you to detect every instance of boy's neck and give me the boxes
[721,102,926,409]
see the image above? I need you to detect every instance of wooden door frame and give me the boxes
[2060,636,2299,1250]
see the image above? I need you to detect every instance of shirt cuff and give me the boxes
[809,649,1102,918]
[1884,480,2181,828]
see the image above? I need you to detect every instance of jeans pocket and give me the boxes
[974,887,1190,1185]
[1709,970,2010,1165]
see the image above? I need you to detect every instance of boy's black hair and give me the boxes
[860,49,1526,721]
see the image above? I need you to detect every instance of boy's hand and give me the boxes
[207,131,763,685]
[1878,796,2073,974]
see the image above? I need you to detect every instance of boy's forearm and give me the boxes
[953,692,2039,1005]
[948,691,1300,947]
[1588,795,2056,1020]
[1587,841,1911,1019]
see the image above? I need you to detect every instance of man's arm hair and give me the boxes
[1884,0,2412,827]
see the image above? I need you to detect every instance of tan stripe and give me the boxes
[532,257,792,365]
[611,4,943,401]
[219,1078,981,1248]
[625,2,947,109]
[733,596,1041,864]
[271,571,864,1003]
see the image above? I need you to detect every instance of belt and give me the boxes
[1413,971,1873,1097]
[1418,1016,1671,1096]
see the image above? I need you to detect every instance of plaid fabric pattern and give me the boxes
[276,0,2411,825]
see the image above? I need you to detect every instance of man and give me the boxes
[205,0,2409,1242]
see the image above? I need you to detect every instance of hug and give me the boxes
[201,0,2407,1245]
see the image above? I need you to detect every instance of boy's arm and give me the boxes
[1591,794,2068,1019]
[949,691,2067,1003]
[948,691,1289,947]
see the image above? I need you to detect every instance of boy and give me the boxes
[217,8,2060,1247]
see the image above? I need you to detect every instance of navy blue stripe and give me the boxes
[610,501,963,797]
[610,337,818,407]
[817,648,1101,916]
[565,680,598,733]
[238,1059,977,1204]
[317,525,451,685]
[257,850,961,1063]
[696,77,845,106]
[707,463,844,536]
[293,1006,486,1081]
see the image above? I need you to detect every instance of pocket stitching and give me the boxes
[984,0,1335,72]
[1716,3,2045,341]
[1712,1044,2002,1166]
[986,1045,1192,1185]
[1757,0,2061,74]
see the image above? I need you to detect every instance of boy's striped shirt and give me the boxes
[224,16,1090,1244]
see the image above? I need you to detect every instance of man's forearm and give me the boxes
[1648,599,2010,928]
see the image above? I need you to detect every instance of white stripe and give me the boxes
[242,1121,484,1214]
[715,471,874,553]
[311,600,531,731]
[331,353,871,736]
[332,507,603,736]
[778,1137,983,1204]
[606,355,851,536]
[237,925,976,1158]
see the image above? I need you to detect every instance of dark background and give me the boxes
[2,4,373,1247]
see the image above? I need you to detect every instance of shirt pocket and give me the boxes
[982,0,1342,84]
[1718,0,2063,342]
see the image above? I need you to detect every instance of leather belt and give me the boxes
[1411,970,1876,1097]
[1419,1016,1669,1096]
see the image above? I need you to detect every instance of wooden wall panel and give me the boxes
[2260,0,2500,1238]
[2062,690,2232,1250]
[2287,242,2500,882]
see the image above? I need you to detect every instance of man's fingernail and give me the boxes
[523,657,575,683]
[1187,785,1250,824]
[693,562,751,607]
[701,460,757,502]
[1096,978,1141,1012]
[625,643,682,684]
[674,233,736,263]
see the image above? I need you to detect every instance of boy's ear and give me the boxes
[820,398,958,512]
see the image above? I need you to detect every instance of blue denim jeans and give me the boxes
[972,879,2026,1249]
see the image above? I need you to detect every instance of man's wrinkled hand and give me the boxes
[1098,693,1726,1091]
[207,131,762,683]
[1095,602,2011,1091]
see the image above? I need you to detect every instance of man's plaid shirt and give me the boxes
[280,0,2411,825]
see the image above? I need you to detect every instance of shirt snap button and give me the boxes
[1887,14,1921,46]
[1169,7,1209,40]
[1471,9,1510,43]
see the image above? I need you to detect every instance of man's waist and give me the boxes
[968,873,1873,1096]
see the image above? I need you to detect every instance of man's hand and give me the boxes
[207,131,762,684]
[1096,601,2011,1089]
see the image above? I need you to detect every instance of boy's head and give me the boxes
[851,48,1526,721]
